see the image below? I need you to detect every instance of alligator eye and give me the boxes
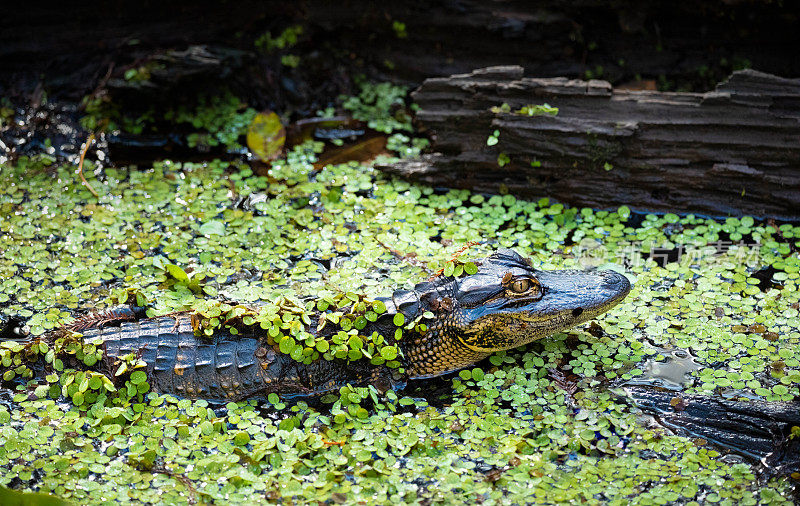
[501,276,541,299]
[510,278,533,293]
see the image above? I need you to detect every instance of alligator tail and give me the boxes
[95,316,275,401]
[89,315,403,400]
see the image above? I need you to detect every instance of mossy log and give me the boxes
[384,67,800,219]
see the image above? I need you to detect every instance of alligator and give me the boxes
[34,249,632,400]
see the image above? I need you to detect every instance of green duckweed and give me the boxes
[0,94,798,504]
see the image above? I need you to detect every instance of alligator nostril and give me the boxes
[572,308,584,318]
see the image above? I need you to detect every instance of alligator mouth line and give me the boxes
[581,284,631,317]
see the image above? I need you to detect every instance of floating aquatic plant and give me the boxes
[0,89,798,503]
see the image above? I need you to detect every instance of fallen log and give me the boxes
[623,386,800,478]
[383,66,800,219]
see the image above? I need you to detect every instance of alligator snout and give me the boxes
[551,269,632,325]
[600,270,631,297]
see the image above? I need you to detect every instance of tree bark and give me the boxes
[383,66,800,219]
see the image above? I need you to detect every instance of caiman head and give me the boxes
[392,249,631,378]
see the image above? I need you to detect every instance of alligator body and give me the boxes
[74,249,632,400]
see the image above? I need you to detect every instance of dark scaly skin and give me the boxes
[81,249,632,400]
[624,386,800,476]
[99,316,401,401]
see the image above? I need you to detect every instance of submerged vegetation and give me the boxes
[0,83,799,504]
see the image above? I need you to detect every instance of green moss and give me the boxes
[341,80,411,134]
[490,102,559,116]
[164,92,258,150]
[255,25,304,53]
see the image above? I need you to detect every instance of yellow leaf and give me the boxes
[247,111,285,161]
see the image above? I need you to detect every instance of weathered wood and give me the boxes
[383,67,800,219]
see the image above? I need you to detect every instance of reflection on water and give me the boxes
[625,348,702,391]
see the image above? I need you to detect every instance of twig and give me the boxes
[80,62,115,112]
[375,238,433,275]
[450,241,480,261]
[548,368,578,407]
[430,241,481,278]
[150,463,199,505]
[77,133,99,197]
